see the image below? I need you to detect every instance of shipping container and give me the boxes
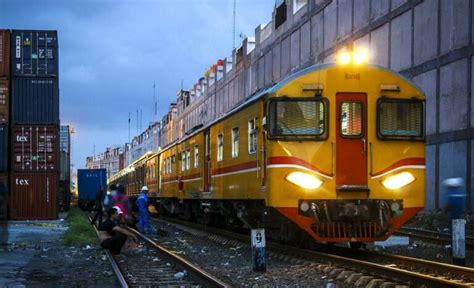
[77,168,106,210]
[0,30,10,79]
[0,173,8,220]
[9,172,58,220]
[0,125,7,172]
[59,150,70,181]
[58,180,70,212]
[11,125,59,172]
[11,30,58,77]
[11,77,59,124]
[0,79,9,124]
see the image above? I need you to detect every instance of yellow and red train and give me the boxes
[109,58,425,247]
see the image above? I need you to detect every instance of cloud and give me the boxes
[63,65,97,84]
[1,0,275,168]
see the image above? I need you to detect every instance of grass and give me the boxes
[63,207,98,247]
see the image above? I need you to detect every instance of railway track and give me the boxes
[156,216,474,287]
[88,215,229,287]
[396,226,474,249]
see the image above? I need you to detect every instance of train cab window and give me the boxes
[248,119,258,154]
[194,145,199,168]
[217,134,224,161]
[186,150,191,170]
[268,98,327,140]
[232,127,240,158]
[340,101,363,137]
[377,98,424,140]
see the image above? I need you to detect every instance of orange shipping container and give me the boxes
[0,30,10,78]
[9,172,58,220]
[11,125,59,172]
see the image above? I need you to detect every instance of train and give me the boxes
[109,55,425,247]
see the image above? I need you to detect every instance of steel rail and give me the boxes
[88,215,129,288]
[396,227,474,249]
[157,216,474,288]
[127,227,231,288]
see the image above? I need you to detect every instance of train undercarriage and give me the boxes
[142,197,411,248]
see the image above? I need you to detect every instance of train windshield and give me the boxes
[377,98,424,140]
[268,98,327,140]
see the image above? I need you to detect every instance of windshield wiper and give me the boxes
[279,120,302,143]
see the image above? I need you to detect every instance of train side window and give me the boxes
[248,118,258,154]
[340,101,363,137]
[377,97,424,140]
[181,152,186,171]
[186,149,191,170]
[194,145,199,168]
[217,133,224,162]
[232,127,240,158]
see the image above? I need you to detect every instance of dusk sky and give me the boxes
[0,0,274,169]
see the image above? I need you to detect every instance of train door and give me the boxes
[203,129,211,192]
[335,93,368,190]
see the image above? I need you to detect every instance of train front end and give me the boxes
[265,57,425,244]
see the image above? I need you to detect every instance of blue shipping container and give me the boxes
[0,125,7,172]
[77,169,107,202]
[11,30,58,77]
[12,77,59,124]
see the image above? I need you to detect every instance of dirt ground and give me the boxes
[0,217,118,287]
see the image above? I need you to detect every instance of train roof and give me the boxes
[109,63,426,180]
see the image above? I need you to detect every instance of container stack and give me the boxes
[8,30,59,220]
[0,30,10,220]
[59,125,71,212]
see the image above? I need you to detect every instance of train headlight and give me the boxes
[285,172,323,189]
[381,172,415,190]
[353,50,368,65]
[337,52,351,65]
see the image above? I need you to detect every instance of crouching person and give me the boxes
[99,207,138,255]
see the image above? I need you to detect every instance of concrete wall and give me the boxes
[171,0,474,211]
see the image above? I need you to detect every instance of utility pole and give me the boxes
[153,81,156,122]
[128,112,131,143]
[233,0,236,49]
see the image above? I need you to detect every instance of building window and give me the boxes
[275,2,287,29]
[231,127,239,158]
[248,119,258,154]
[181,151,186,171]
[194,145,199,168]
[217,133,224,162]
[293,0,307,14]
[186,150,191,170]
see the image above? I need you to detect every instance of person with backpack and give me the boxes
[136,186,154,234]
[104,183,118,210]
[110,184,135,228]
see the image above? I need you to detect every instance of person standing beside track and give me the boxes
[91,186,105,226]
[136,186,154,234]
[99,207,138,255]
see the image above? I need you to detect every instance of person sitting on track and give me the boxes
[98,207,138,255]
[136,186,154,234]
